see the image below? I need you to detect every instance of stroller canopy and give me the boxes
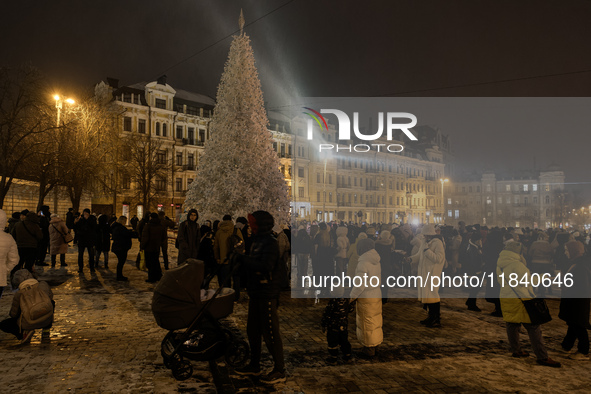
[152,259,204,330]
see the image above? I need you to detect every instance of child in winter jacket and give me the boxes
[321,287,355,364]
[0,269,54,343]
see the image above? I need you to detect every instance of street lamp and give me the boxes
[52,94,76,213]
[440,178,449,224]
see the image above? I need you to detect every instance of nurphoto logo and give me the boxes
[303,107,418,153]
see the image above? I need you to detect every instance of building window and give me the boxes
[280,143,286,157]
[524,197,528,205]
[523,184,528,192]
[498,197,502,204]
[175,178,182,192]
[447,198,451,205]
[317,192,321,202]
[155,122,160,136]
[176,152,182,166]
[187,178,193,187]
[506,184,511,192]
[329,174,332,184]
[123,93,132,103]
[354,194,358,203]
[122,174,131,190]
[476,186,480,192]
[448,210,452,217]
[188,128,195,145]
[155,98,166,109]
[155,177,167,191]
[455,210,459,219]
[329,192,332,202]
[514,196,519,204]
[298,187,304,198]
[533,184,538,191]
[273,142,277,152]
[138,119,146,134]
[123,116,132,132]
[162,123,167,137]
[533,196,538,204]
[486,197,491,205]
[176,126,183,139]
[156,150,166,164]
[545,195,550,204]
[317,173,321,183]
[486,184,492,192]
[298,167,304,178]
[506,197,511,204]
[545,184,550,192]
[188,154,195,168]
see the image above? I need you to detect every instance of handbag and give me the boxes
[510,284,552,325]
[53,224,74,244]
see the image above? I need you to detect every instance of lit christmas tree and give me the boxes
[185,11,290,223]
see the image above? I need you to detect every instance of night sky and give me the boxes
[2,0,591,189]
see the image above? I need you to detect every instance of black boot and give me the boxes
[420,303,433,325]
[425,302,441,328]
[466,298,481,312]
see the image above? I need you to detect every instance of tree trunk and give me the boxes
[0,175,13,210]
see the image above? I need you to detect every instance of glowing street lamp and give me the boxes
[53,94,75,126]
[440,178,449,224]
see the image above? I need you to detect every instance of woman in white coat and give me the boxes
[0,209,19,298]
[409,224,446,327]
[350,238,382,358]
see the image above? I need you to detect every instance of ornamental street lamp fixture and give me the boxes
[52,94,76,212]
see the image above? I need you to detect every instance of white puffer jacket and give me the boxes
[0,210,19,287]
[336,226,349,259]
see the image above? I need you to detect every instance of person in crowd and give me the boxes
[497,241,561,368]
[74,209,97,273]
[48,214,70,268]
[335,226,350,276]
[321,286,354,365]
[197,220,216,281]
[313,222,333,284]
[214,215,244,288]
[158,211,175,270]
[11,211,43,273]
[108,213,117,226]
[0,209,19,298]
[212,220,220,235]
[177,209,201,266]
[447,229,462,274]
[36,205,51,267]
[346,232,368,277]
[72,212,80,245]
[528,232,555,297]
[65,208,75,230]
[141,212,167,283]
[558,240,591,360]
[465,232,484,312]
[130,215,139,231]
[94,215,111,269]
[7,212,20,236]
[483,229,504,317]
[0,269,54,342]
[409,224,446,328]
[111,216,136,281]
[293,225,313,284]
[234,211,286,384]
[350,238,382,359]
[274,223,291,290]
[375,230,395,304]
[236,217,253,255]
[135,212,151,269]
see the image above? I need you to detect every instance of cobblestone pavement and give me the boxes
[1,245,591,393]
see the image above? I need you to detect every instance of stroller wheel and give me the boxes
[172,360,193,381]
[225,339,250,368]
[161,332,179,369]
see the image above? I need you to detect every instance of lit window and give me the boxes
[448,210,452,217]
[506,185,511,192]
[523,184,528,192]
[533,184,538,191]
[454,210,459,219]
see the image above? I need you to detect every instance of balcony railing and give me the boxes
[183,165,195,171]
[337,202,352,207]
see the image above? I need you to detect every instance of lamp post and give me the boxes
[53,95,75,214]
[440,178,449,224]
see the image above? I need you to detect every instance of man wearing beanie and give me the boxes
[233,211,286,384]
[559,240,591,360]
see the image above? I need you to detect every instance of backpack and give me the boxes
[227,227,245,259]
[19,281,54,330]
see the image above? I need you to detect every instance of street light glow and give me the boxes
[53,94,60,101]
[66,98,75,105]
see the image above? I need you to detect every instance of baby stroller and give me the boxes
[152,258,249,381]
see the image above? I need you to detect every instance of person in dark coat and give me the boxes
[233,211,285,384]
[74,209,97,273]
[158,211,175,270]
[197,221,215,281]
[36,205,51,266]
[135,212,150,269]
[111,216,137,281]
[7,212,20,236]
[11,211,43,273]
[482,229,504,317]
[130,215,139,231]
[140,212,167,283]
[559,241,591,360]
[465,231,484,312]
[94,215,111,268]
[176,209,201,266]
[65,208,75,230]
[321,288,354,365]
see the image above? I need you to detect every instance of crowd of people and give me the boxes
[292,219,591,367]
[3,204,591,379]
